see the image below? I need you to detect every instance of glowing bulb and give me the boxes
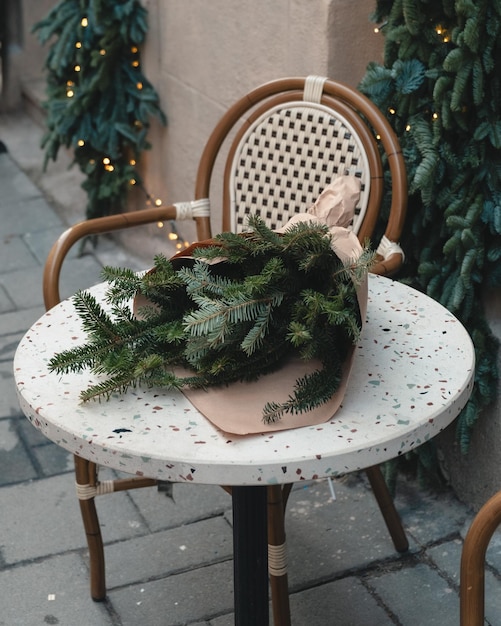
[176,242,183,250]
[157,221,164,228]
[168,232,179,241]
[74,65,81,72]
[77,139,85,147]
[432,112,439,120]
[443,36,450,43]
[105,165,115,172]
[75,41,82,49]
[136,82,143,90]
[155,198,162,206]
[131,46,139,53]
[405,124,411,132]
[132,60,140,67]
[389,107,396,115]
[375,134,381,140]
[103,157,111,165]
[81,17,88,27]
[129,159,136,166]
[67,90,74,98]
[66,80,74,87]
[129,178,136,185]
[100,49,106,56]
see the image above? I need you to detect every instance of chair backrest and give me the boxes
[193,75,407,267]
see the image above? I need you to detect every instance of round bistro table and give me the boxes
[14,274,475,625]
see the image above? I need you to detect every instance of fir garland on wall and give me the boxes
[359,0,501,451]
[33,0,166,220]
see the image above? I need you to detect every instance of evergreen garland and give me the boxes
[33,0,166,220]
[49,217,372,423]
[359,0,501,451]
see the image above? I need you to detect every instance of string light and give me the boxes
[432,112,439,121]
[103,157,111,165]
[77,139,85,147]
[373,21,388,34]
[74,65,81,72]
[75,41,82,49]
[129,159,136,166]
[388,107,396,115]
[132,60,140,67]
[67,90,74,98]
[136,82,143,90]
[129,178,136,185]
[131,46,139,54]
[81,17,88,27]
[155,198,162,206]
[405,124,411,132]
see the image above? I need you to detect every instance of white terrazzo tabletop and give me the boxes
[14,274,475,486]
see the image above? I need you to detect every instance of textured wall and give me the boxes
[134,0,382,245]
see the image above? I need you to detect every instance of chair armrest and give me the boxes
[43,205,178,310]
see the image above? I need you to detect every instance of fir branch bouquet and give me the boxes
[49,216,372,424]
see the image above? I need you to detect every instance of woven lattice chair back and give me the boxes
[194,75,407,276]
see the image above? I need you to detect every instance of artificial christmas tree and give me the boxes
[33,0,166,220]
[359,0,501,450]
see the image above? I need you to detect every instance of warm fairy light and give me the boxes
[131,46,139,53]
[67,90,74,98]
[432,112,439,120]
[74,65,81,72]
[105,164,115,172]
[129,178,136,185]
[405,124,411,132]
[389,107,396,115]
[136,82,143,90]
[103,157,111,165]
[176,242,183,250]
[375,133,381,140]
[436,26,443,35]
[81,17,88,27]
[168,232,179,241]
[75,41,82,49]
[157,221,164,228]
[129,159,136,166]
[77,139,85,147]
[66,80,74,87]
[155,198,162,206]
[132,60,140,67]
[134,120,143,128]
[100,49,106,56]
[443,35,450,43]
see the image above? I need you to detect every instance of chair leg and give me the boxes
[365,465,409,553]
[267,484,291,626]
[460,490,501,626]
[74,455,106,601]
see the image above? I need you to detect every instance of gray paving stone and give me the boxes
[428,539,501,626]
[0,305,45,336]
[289,576,393,626]
[0,418,37,484]
[285,477,412,588]
[395,478,470,546]
[0,359,23,418]
[0,331,24,362]
[0,283,15,313]
[105,516,233,588]
[369,563,459,626]
[0,234,38,274]
[108,560,234,626]
[31,441,74,477]
[0,553,114,625]
[0,472,148,563]
[128,481,231,532]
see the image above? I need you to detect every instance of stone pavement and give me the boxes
[1,111,501,626]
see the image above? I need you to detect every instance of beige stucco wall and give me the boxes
[136,0,382,246]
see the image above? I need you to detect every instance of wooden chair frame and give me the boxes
[43,76,408,626]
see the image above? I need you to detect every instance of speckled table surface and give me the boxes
[14,274,475,486]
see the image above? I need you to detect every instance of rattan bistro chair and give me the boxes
[43,75,408,624]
